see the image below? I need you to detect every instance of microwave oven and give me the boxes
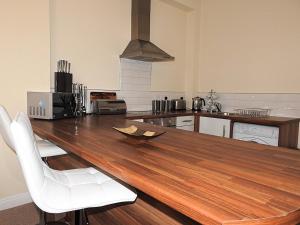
[27,92,75,120]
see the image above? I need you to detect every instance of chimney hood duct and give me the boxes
[120,0,175,62]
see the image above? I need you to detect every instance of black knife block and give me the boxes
[55,72,73,93]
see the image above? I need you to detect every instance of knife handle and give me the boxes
[58,60,61,72]
[57,61,60,72]
[63,60,66,73]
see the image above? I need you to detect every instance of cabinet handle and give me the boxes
[182,120,193,123]
[222,125,226,137]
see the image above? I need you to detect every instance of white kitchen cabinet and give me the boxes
[199,117,231,138]
[176,116,194,131]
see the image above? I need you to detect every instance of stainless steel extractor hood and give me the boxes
[120,0,175,62]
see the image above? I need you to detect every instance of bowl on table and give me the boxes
[113,125,165,140]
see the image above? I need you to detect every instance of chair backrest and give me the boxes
[10,112,45,205]
[0,105,15,150]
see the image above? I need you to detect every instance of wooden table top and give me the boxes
[31,115,300,225]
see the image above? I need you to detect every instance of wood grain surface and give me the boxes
[126,110,300,125]
[31,115,300,225]
[48,154,199,225]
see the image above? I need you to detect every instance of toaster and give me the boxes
[171,97,186,111]
[92,99,127,115]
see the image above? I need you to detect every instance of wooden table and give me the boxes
[31,115,300,225]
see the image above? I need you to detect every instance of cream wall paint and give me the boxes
[0,0,50,198]
[198,0,300,93]
[150,0,201,94]
[50,0,131,90]
[147,0,201,95]
[50,0,200,93]
[150,0,188,92]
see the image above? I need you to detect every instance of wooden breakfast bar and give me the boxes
[31,115,300,225]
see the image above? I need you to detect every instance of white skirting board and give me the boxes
[0,192,32,211]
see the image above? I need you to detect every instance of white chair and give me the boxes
[10,112,137,225]
[0,105,67,158]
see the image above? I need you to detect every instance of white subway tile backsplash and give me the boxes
[197,92,300,117]
[119,59,185,111]
[83,59,185,112]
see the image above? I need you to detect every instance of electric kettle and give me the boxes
[192,97,205,111]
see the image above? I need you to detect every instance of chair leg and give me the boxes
[37,208,68,225]
[38,209,46,225]
[84,209,89,225]
[74,210,84,225]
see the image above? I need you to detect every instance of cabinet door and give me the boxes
[199,117,231,138]
[176,116,195,131]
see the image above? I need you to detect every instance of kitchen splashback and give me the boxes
[81,59,185,112]
[51,59,185,112]
[118,59,185,111]
[196,92,300,118]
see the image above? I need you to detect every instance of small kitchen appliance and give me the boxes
[171,97,186,111]
[92,99,127,115]
[192,97,205,111]
[27,92,75,120]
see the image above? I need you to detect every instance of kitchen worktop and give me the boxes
[196,111,300,125]
[126,110,300,125]
[127,110,300,149]
[126,110,194,119]
[31,115,300,225]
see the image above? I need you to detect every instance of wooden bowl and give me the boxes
[113,125,166,140]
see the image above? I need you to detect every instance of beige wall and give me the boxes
[50,0,131,90]
[150,0,189,92]
[50,0,199,92]
[198,0,300,93]
[0,0,50,198]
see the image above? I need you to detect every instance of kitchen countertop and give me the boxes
[126,110,300,126]
[127,110,300,149]
[196,111,300,126]
[126,110,194,119]
[31,115,300,225]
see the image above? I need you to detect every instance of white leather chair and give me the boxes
[0,105,67,158]
[10,112,137,225]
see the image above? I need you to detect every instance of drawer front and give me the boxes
[176,116,194,127]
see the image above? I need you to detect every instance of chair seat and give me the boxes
[36,140,67,158]
[10,112,137,220]
[38,166,137,214]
